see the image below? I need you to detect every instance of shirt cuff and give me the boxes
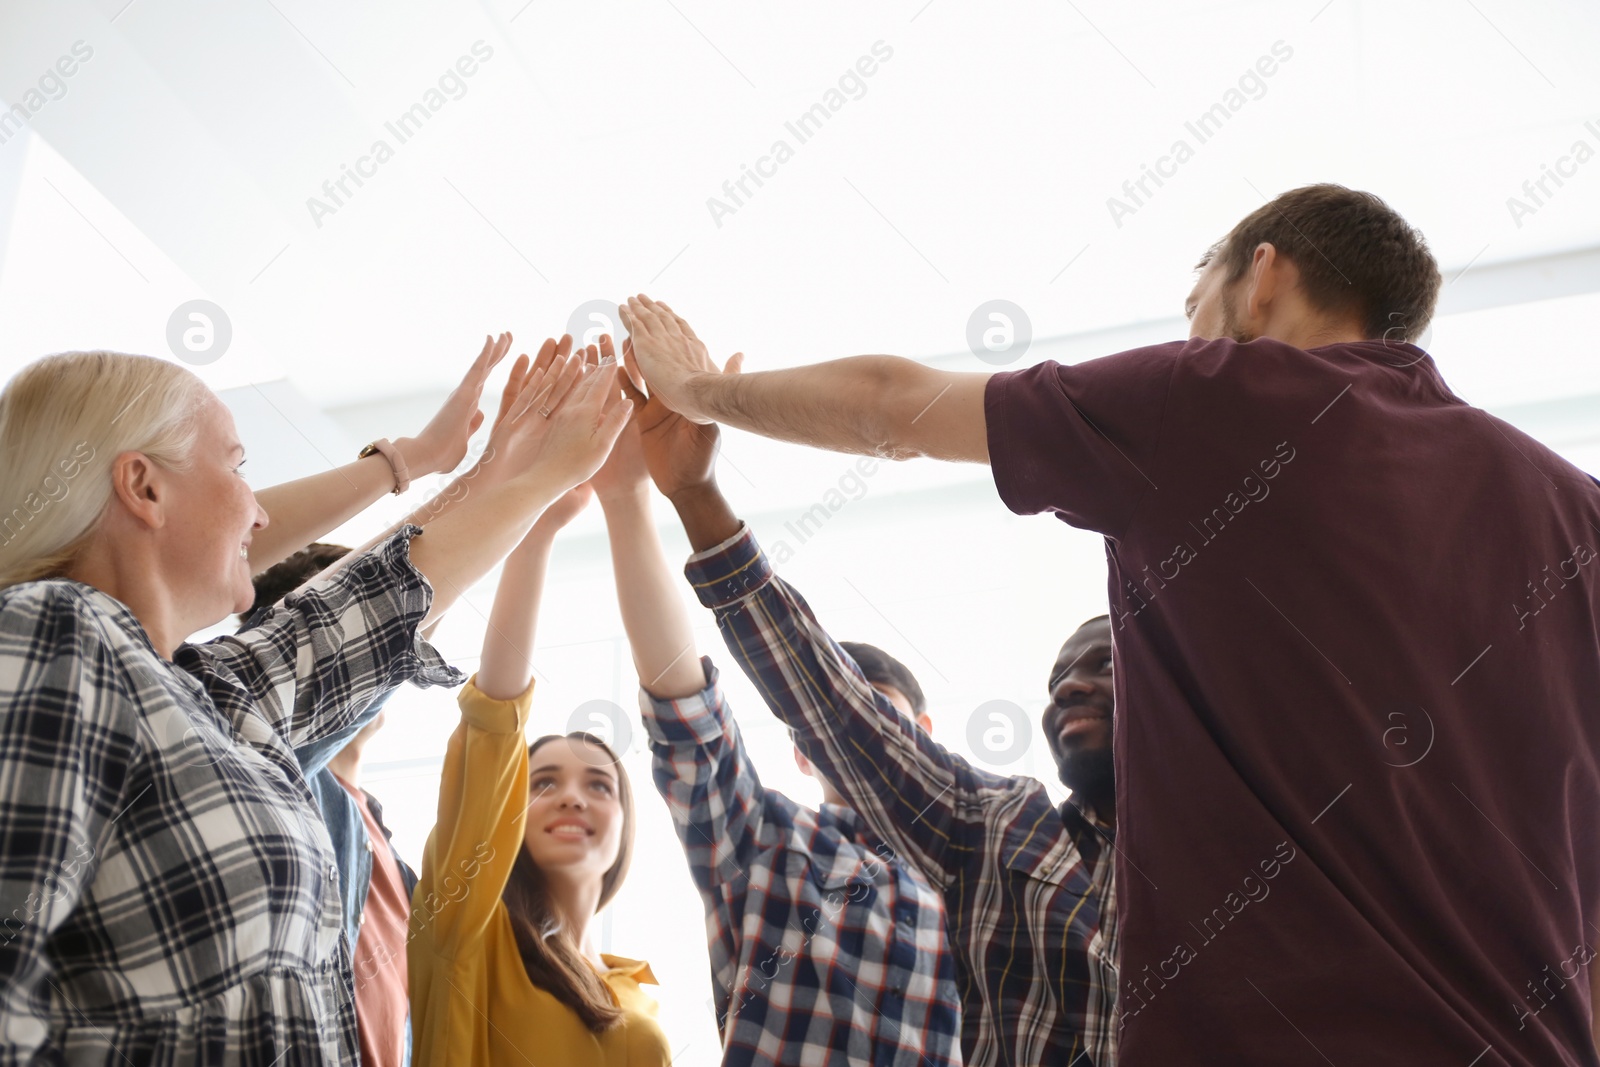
[456,672,534,734]
[684,524,773,610]
[639,657,728,746]
[361,524,468,690]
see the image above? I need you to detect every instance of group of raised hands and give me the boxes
[420,295,736,544]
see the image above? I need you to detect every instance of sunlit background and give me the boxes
[4,0,1599,1059]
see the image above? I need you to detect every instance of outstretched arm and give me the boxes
[618,295,991,464]
[589,335,706,700]
[601,336,786,1000]
[249,333,514,572]
[405,344,632,624]
[476,483,593,700]
[631,351,1003,889]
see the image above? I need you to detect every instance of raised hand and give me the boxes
[617,295,731,424]
[406,332,513,475]
[622,333,741,500]
[477,335,579,483]
[584,335,651,504]
[521,346,635,493]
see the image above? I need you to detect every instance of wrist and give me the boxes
[665,480,722,512]
[678,371,717,421]
[669,481,741,552]
[597,482,652,513]
[392,436,436,477]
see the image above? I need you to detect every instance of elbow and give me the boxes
[860,357,930,461]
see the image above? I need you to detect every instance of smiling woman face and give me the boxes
[160,397,269,624]
[523,737,626,885]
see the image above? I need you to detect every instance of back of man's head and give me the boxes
[1217,183,1440,343]
[839,640,927,720]
[240,542,351,626]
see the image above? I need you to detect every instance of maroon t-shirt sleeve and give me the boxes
[984,343,1180,537]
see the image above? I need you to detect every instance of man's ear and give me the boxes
[108,451,167,531]
[915,712,934,736]
[1244,242,1282,323]
[793,744,815,780]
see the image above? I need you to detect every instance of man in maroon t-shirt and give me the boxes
[619,184,1600,1065]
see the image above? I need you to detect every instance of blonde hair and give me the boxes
[0,351,210,591]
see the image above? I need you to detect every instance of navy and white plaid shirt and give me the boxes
[0,527,462,1066]
[643,660,963,1066]
[686,525,1119,1067]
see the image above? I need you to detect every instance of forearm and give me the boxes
[404,473,564,627]
[249,451,409,571]
[475,531,555,701]
[602,487,705,699]
[681,357,990,463]
[421,682,532,954]
[693,530,969,884]
[667,482,741,554]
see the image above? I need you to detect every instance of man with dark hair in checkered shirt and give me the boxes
[598,352,964,1065]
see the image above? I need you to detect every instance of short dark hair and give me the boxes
[840,641,926,716]
[244,542,350,622]
[1215,184,1441,343]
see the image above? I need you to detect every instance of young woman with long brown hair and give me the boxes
[409,338,670,1066]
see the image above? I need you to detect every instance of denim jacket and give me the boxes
[295,689,418,1066]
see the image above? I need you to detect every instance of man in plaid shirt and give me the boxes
[600,363,963,1066]
[619,356,1118,1065]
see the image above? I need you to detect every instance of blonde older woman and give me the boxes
[0,339,632,1064]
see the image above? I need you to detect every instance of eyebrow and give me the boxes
[530,763,617,782]
[1194,241,1222,272]
[1051,644,1112,681]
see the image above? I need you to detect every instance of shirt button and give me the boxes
[365,839,374,854]
[328,863,338,879]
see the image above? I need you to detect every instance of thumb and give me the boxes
[595,396,636,448]
[724,352,745,375]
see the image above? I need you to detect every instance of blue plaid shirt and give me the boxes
[643,660,963,1066]
[687,525,1118,1067]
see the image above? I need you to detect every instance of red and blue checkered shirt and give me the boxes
[686,524,1119,1066]
[643,656,963,1067]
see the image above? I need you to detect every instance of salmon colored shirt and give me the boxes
[335,774,410,1067]
[408,677,671,1067]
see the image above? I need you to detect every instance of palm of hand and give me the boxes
[588,416,649,499]
[636,395,718,498]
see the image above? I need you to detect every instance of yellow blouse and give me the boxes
[408,677,672,1067]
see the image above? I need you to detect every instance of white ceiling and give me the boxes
[2,0,1599,412]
